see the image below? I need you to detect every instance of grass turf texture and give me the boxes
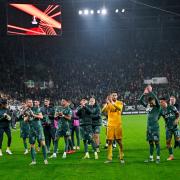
[0,115,180,180]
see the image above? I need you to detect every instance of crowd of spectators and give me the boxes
[0,39,179,107]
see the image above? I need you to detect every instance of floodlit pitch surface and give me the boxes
[0,115,180,180]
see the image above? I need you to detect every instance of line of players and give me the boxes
[0,88,179,165]
[140,85,180,163]
[0,97,102,165]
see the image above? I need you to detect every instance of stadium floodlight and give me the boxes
[121,8,125,13]
[101,8,107,15]
[90,10,94,14]
[84,9,89,15]
[97,9,101,14]
[79,10,83,15]
[115,9,119,13]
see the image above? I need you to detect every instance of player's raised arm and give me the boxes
[102,96,111,112]
[91,104,101,119]
[111,101,123,111]
[84,106,92,114]
[139,86,149,107]
[149,92,160,108]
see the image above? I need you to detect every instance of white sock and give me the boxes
[157,156,160,160]
[150,155,153,159]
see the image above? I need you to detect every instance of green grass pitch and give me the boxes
[0,115,180,180]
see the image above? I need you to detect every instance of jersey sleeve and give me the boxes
[172,106,180,119]
[150,92,160,108]
[102,103,110,113]
[113,101,123,112]
[139,94,148,108]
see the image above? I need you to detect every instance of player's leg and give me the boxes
[4,127,12,154]
[71,126,75,149]
[155,141,160,163]
[166,129,174,160]
[44,126,51,153]
[49,129,59,158]
[174,129,180,148]
[114,126,124,163]
[88,132,98,160]
[149,141,154,160]
[83,139,88,153]
[153,131,160,163]
[144,140,154,163]
[116,139,124,163]
[0,128,4,156]
[36,139,41,152]
[75,126,80,150]
[104,126,114,163]
[37,128,48,164]
[80,126,89,159]
[29,132,36,165]
[30,144,36,165]
[21,128,29,154]
[44,126,49,152]
[41,140,48,164]
[104,139,113,163]
[23,137,28,154]
[62,136,69,159]
[67,136,75,154]
[144,130,154,162]
[104,127,108,149]
[166,139,173,160]
[93,126,100,152]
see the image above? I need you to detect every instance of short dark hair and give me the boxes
[26,98,32,102]
[33,99,40,102]
[62,98,69,102]
[159,97,167,101]
[148,97,155,102]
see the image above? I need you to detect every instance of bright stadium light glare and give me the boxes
[97,9,101,14]
[79,10,83,15]
[101,8,107,15]
[90,10,94,14]
[121,8,125,13]
[115,9,119,13]
[84,9,89,15]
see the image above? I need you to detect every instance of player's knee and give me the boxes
[41,141,45,146]
[31,144,35,148]
[116,139,122,145]
[166,141,171,148]
[108,140,113,145]
[94,134,98,139]
[149,141,153,145]
[155,141,159,145]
